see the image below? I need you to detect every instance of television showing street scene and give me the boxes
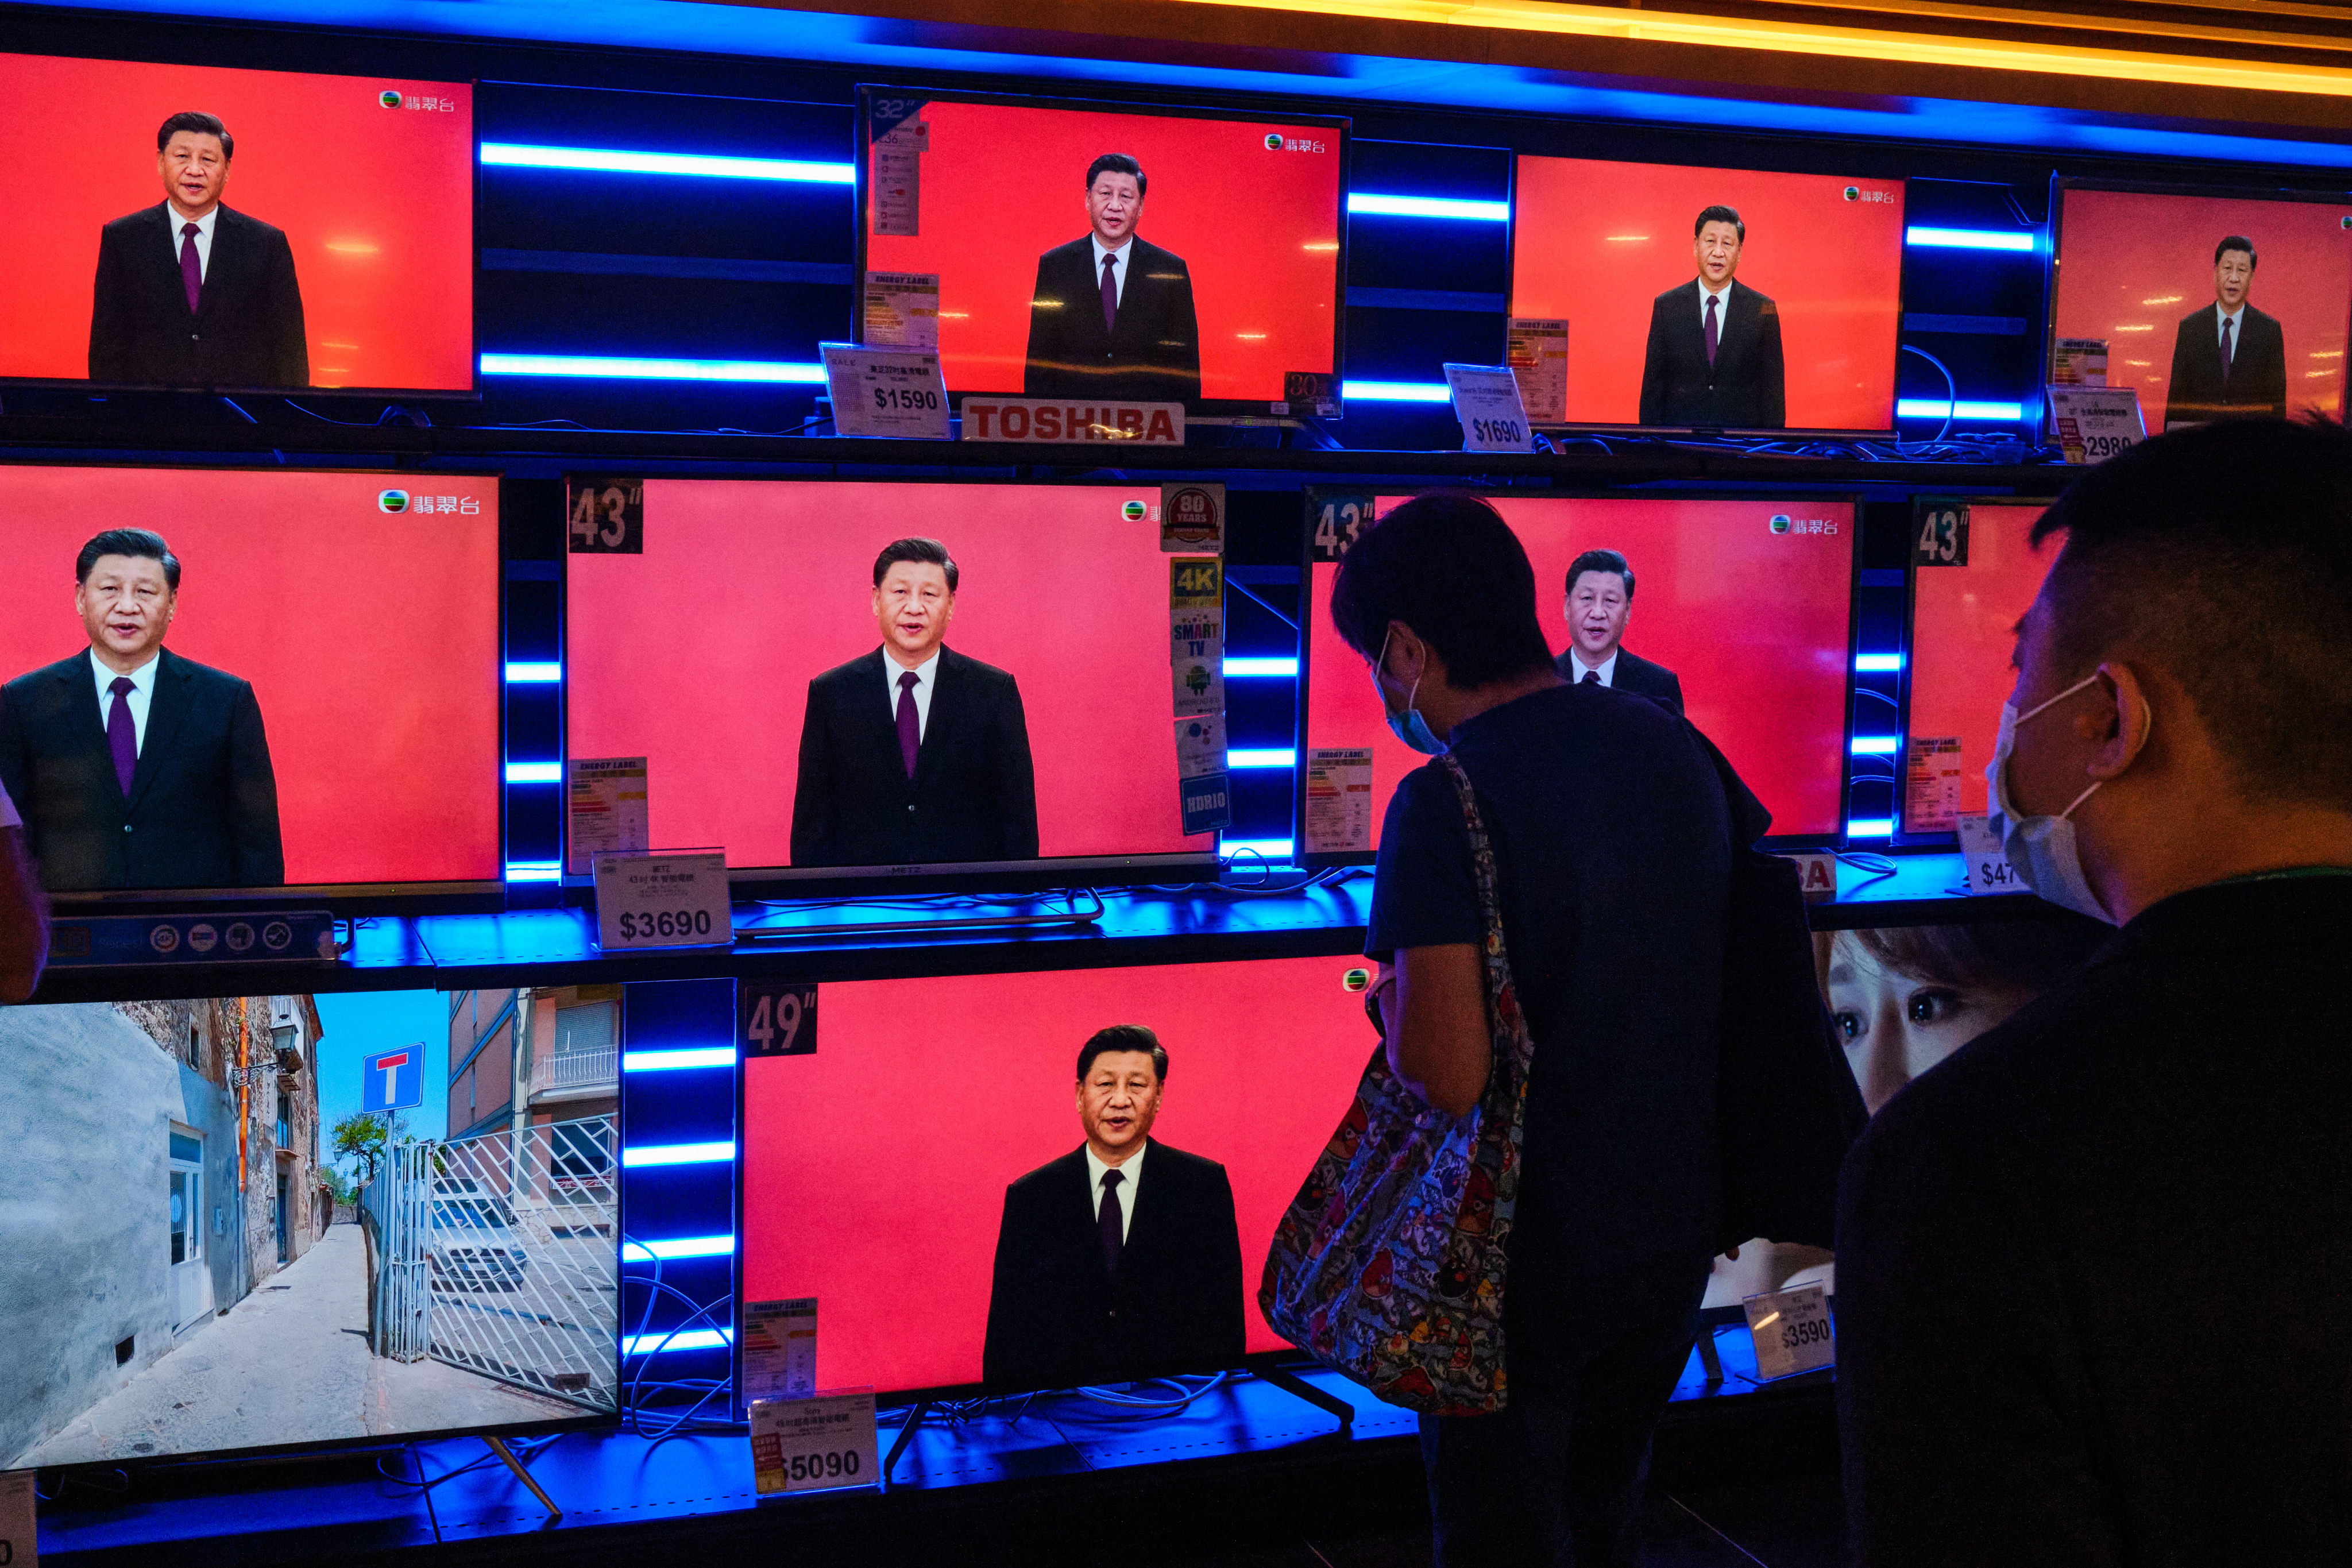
[0,985,619,1467]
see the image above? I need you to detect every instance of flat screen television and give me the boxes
[1299,495,1857,860]
[1509,156,1907,433]
[0,985,619,1469]
[0,52,475,396]
[1901,500,2060,836]
[854,86,1346,418]
[0,465,503,901]
[738,955,1376,1396]
[563,480,1221,889]
[2048,180,2351,431]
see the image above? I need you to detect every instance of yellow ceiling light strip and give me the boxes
[1172,0,2352,97]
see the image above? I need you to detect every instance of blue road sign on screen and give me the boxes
[362,1045,424,1113]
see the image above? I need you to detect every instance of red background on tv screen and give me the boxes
[0,468,501,885]
[1905,504,2057,828]
[1511,157,1906,429]
[2052,188,2352,431]
[864,99,1342,403]
[1306,497,1855,848]
[565,482,1210,868]
[0,53,473,391]
[742,956,1377,1392]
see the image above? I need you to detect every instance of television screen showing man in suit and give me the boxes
[1509,157,1905,430]
[566,481,1219,876]
[0,528,283,890]
[2048,184,2349,432]
[790,536,1040,868]
[982,1024,1245,1391]
[1555,549,1685,713]
[2163,236,2289,427]
[1304,495,1856,852]
[0,53,474,393]
[858,94,1341,412]
[88,111,308,389]
[1637,206,1786,429]
[1021,153,1200,404]
[0,466,502,893]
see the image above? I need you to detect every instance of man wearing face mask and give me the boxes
[1836,418,2352,1567]
[1334,492,1779,1567]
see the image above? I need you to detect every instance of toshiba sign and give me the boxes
[960,398,1185,446]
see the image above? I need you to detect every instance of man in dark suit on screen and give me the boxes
[2162,235,2287,428]
[0,529,284,891]
[1021,153,1201,405]
[1554,549,1685,713]
[1637,205,1786,429]
[983,1025,1246,1391]
[88,111,308,389]
[790,538,1039,868]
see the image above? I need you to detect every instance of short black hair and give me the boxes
[2214,234,2257,268]
[157,111,232,160]
[1077,1024,1167,1083]
[1566,548,1635,601]
[2030,418,2352,811]
[871,536,957,592]
[77,528,180,589]
[1695,204,1745,242]
[1329,492,1554,690]
[1084,153,1146,199]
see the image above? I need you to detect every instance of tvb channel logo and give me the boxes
[378,489,410,513]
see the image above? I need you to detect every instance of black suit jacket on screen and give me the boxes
[0,648,285,890]
[2163,303,2287,426]
[1637,279,1786,429]
[982,1139,1246,1391]
[1555,647,1685,714]
[1836,877,2351,1567]
[789,646,1039,868]
[1021,235,1202,404]
[88,203,309,389]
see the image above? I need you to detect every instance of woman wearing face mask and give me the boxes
[1331,492,1776,1568]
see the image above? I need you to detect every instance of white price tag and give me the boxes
[566,756,648,875]
[1443,362,1534,453]
[821,343,949,439]
[2046,385,2144,465]
[751,1390,879,1496]
[1303,747,1373,855]
[592,850,733,950]
[0,1469,34,1568]
[1744,1281,1835,1381]
[741,1298,818,1404]
[1955,812,2027,897]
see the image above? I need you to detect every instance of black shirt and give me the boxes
[1366,682,1734,1304]
[1837,875,2352,1567]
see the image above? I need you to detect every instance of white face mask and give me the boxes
[1984,669,2139,925]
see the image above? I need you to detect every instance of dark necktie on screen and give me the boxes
[1100,252,1119,333]
[106,676,138,795]
[1581,670,1600,686]
[1705,292,1720,368]
[2222,315,2236,382]
[180,223,203,315]
[895,669,921,779]
[1098,1168,1125,1275]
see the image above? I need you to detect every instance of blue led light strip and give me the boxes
[481,353,827,383]
[1847,818,1897,838]
[623,1235,736,1261]
[1851,735,1903,755]
[1223,657,1299,677]
[1219,838,1297,860]
[1897,397,2026,421]
[623,1327,733,1355]
[481,143,854,183]
[504,861,562,883]
[1229,748,1296,769]
[505,662,561,683]
[1906,226,2037,252]
[1343,380,1453,403]
[621,1141,737,1168]
[622,1046,738,1072]
[1347,192,1510,221]
[1855,652,1907,673]
[505,761,562,783]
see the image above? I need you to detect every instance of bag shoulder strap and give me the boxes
[1436,754,1533,1076]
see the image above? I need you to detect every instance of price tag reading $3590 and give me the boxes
[1744,1281,1836,1381]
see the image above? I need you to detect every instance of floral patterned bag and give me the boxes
[1258,754,1534,1416]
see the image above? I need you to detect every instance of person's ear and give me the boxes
[2081,663,2154,781]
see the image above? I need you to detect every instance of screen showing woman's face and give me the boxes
[1827,933,2042,1114]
